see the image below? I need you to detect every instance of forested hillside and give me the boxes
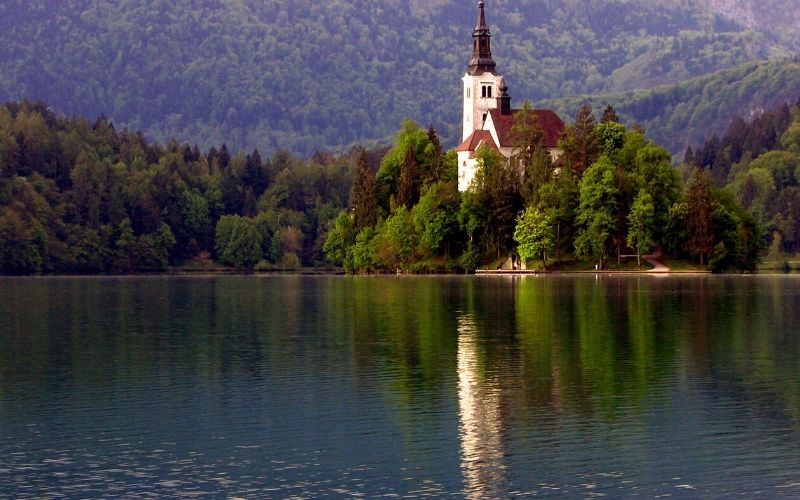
[543,59,800,156]
[686,100,800,256]
[0,101,379,274]
[1,0,798,155]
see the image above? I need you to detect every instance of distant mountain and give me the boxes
[0,0,798,155]
[541,59,800,156]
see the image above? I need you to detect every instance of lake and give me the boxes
[0,275,799,497]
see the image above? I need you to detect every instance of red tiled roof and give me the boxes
[488,108,565,149]
[456,130,499,155]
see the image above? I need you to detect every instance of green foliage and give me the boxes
[462,242,480,273]
[412,181,460,256]
[595,122,628,161]
[0,207,43,274]
[347,226,379,274]
[575,157,619,267]
[627,190,656,262]
[377,121,431,207]
[216,215,262,270]
[0,101,363,274]
[377,206,418,269]
[514,206,554,269]
[464,146,523,259]
[684,169,716,265]
[560,104,600,178]
[323,211,356,266]
[691,100,800,259]
[351,149,379,231]
[327,112,762,274]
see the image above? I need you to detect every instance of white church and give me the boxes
[457,1,565,192]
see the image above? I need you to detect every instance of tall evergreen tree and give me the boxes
[683,145,696,166]
[601,105,619,124]
[396,145,420,209]
[509,101,549,204]
[561,104,600,179]
[426,125,443,185]
[350,149,378,231]
[684,169,717,265]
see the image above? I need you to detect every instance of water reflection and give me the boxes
[0,276,799,496]
[457,312,506,498]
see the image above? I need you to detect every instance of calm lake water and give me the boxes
[0,275,799,497]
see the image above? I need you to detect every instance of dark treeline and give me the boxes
[685,99,800,255]
[0,101,382,274]
[685,100,794,184]
[0,100,772,275]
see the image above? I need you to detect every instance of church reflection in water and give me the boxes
[457,312,509,498]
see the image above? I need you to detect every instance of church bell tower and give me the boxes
[462,0,504,142]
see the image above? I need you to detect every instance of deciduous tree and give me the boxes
[514,206,554,271]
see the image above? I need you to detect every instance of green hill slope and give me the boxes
[542,59,800,156]
[0,1,798,155]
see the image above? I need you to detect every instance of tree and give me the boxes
[466,146,523,259]
[537,172,579,263]
[425,125,444,185]
[684,145,696,166]
[243,149,269,196]
[632,141,680,238]
[347,226,378,274]
[350,149,378,231]
[0,208,43,274]
[509,101,544,172]
[684,169,716,265]
[396,145,420,208]
[376,120,432,208]
[377,206,417,269]
[575,157,619,269]
[412,181,459,257]
[323,211,356,266]
[601,105,619,124]
[561,104,600,179]
[215,215,262,270]
[627,190,655,266]
[112,218,136,273]
[514,206,554,271]
[178,187,210,251]
[595,121,627,161]
[509,101,550,205]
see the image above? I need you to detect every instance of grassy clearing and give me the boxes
[659,256,708,272]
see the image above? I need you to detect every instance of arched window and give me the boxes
[481,86,486,98]
[487,86,493,98]
[466,87,470,98]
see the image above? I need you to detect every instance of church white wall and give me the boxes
[462,72,503,141]
[458,151,480,192]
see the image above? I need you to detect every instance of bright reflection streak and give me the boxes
[457,313,507,498]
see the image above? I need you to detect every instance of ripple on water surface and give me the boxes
[0,275,799,496]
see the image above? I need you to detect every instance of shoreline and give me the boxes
[475,269,711,276]
[9,269,799,278]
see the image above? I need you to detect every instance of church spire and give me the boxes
[468,0,497,75]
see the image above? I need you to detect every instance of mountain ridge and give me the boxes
[0,0,798,155]
[542,58,800,156]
